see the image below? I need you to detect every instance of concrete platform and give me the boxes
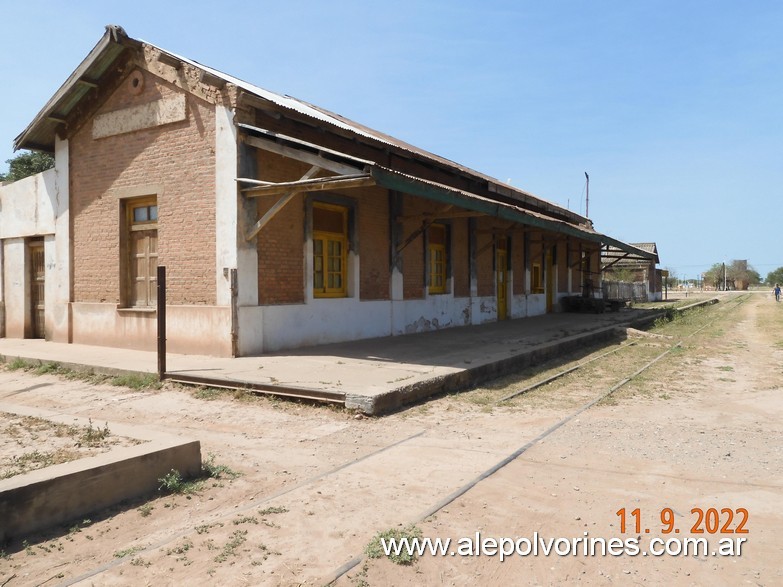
[0,403,201,542]
[0,305,672,415]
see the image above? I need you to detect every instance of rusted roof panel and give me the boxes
[147,43,590,227]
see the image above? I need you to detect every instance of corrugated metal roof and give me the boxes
[15,25,587,227]
[602,242,660,265]
[158,45,586,225]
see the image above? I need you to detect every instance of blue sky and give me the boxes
[2,1,781,280]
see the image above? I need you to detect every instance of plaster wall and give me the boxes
[2,239,27,338]
[0,169,56,238]
[0,145,70,343]
[52,137,71,342]
[70,303,231,356]
[215,104,257,307]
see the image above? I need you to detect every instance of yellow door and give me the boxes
[496,241,508,320]
[545,249,554,313]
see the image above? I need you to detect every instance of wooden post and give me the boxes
[157,265,166,380]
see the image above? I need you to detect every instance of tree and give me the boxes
[745,267,761,287]
[703,263,725,289]
[0,151,55,183]
[766,267,783,286]
[605,267,636,283]
[703,260,761,290]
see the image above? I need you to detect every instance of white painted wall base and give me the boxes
[236,290,563,355]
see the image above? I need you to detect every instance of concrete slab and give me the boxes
[0,403,201,542]
[0,307,672,415]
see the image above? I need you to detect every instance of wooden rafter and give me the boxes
[601,251,631,272]
[241,173,375,197]
[244,165,321,242]
[243,133,366,177]
[475,223,515,256]
[394,204,454,255]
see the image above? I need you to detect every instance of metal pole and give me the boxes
[230,268,238,358]
[584,172,589,218]
[157,265,166,380]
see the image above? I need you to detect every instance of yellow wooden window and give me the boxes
[127,197,158,307]
[313,203,347,297]
[531,263,543,293]
[428,223,447,294]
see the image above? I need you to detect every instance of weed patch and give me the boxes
[192,387,228,400]
[158,455,241,495]
[214,530,247,563]
[114,545,144,558]
[109,372,160,390]
[365,525,423,565]
[258,506,288,516]
[7,358,29,371]
[202,454,240,480]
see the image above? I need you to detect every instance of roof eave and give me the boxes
[372,166,606,244]
[13,25,129,153]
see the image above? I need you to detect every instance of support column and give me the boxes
[216,104,258,355]
[52,136,71,342]
[389,191,405,334]
[469,217,480,325]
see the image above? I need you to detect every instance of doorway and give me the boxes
[29,240,45,339]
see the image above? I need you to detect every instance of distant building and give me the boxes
[601,242,662,301]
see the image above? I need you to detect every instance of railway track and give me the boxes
[326,293,751,582]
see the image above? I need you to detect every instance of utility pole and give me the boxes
[723,262,727,291]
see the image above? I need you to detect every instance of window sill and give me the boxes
[117,306,157,314]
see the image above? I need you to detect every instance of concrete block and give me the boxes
[0,407,201,542]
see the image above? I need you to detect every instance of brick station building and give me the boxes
[0,26,654,357]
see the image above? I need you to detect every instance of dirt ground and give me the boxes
[0,292,780,586]
[0,412,142,480]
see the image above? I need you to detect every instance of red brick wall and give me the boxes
[557,240,569,292]
[589,247,601,289]
[70,68,216,305]
[512,228,525,294]
[401,195,427,300]
[357,186,390,300]
[255,152,307,305]
[475,218,494,297]
[254,152,391,303]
